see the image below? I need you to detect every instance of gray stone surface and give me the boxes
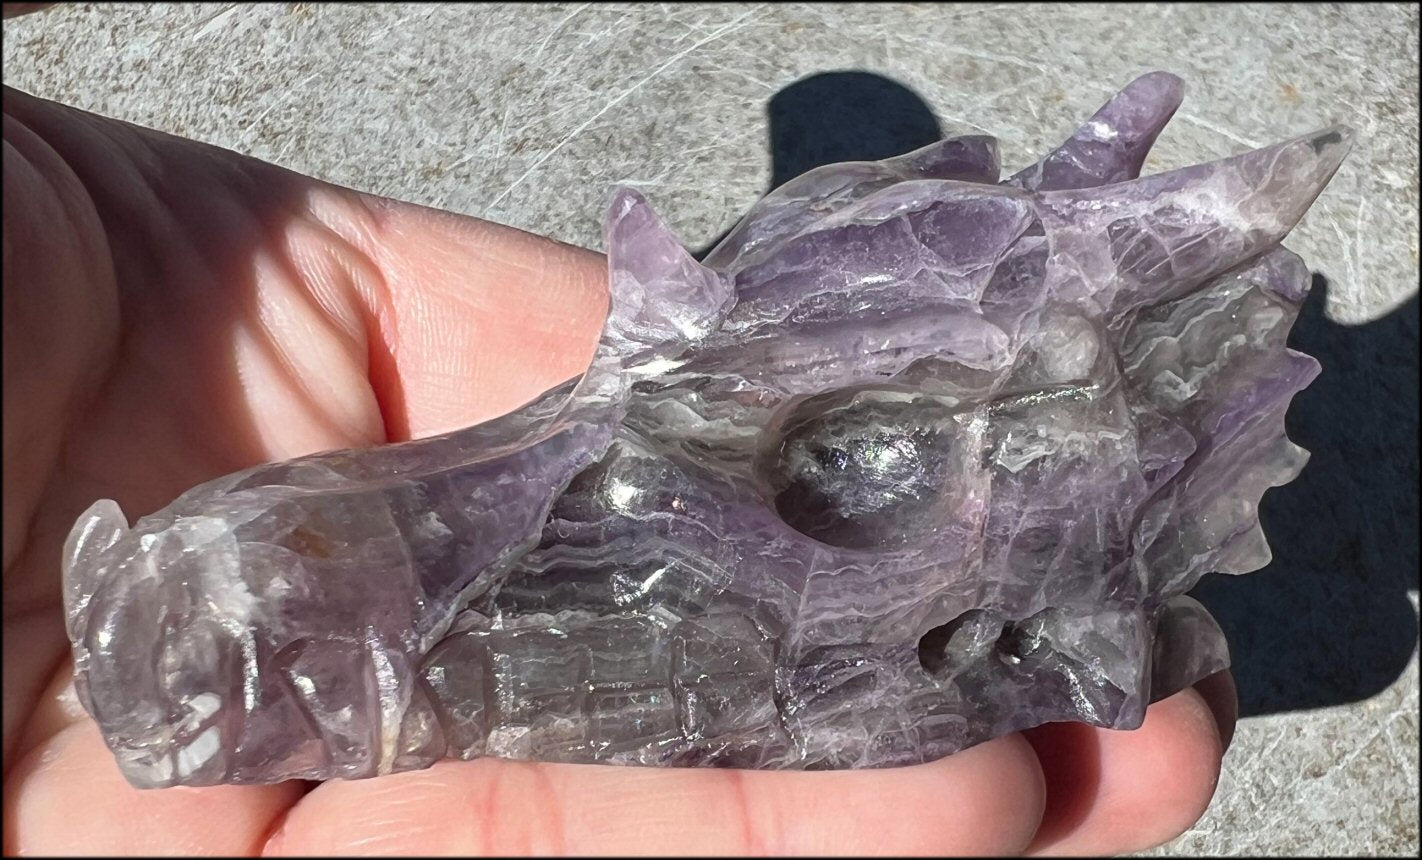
[4,2,1417,854]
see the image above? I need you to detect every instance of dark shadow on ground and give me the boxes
[695,71,943,259]
[763,71,944,190]
[1190,279,1420,716]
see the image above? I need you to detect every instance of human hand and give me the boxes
[1,5,1236,855]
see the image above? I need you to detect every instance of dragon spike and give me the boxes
[702,135,1002,272]
[1008,71,1186,192]
[885,134,1001,183]
[605,187,736,355]
[1035,124,1354,316]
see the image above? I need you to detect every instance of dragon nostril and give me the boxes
[917,609,1003,677]
[995,621,1044,664]
[917,612,1049,676]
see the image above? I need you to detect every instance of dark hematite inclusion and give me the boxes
[767,393,963,549]
[62,71,1352,787]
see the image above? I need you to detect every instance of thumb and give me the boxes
[5,77,609,450]
[328,192,608,441]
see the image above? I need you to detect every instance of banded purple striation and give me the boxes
[63,72,1351,787]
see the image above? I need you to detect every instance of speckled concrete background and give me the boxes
[4,3,1418,855]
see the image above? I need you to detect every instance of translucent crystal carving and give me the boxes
[63,72,1351,787]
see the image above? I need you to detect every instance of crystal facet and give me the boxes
[63,72,1352,787]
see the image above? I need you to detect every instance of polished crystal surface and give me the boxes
[63,72,1352,787]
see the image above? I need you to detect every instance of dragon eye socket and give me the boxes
[761,389,970,550]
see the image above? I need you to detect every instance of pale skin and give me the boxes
[1,5,1239,855]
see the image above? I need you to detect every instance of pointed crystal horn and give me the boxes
[1007,71,1185,191]
[886,134,1001,183]
[605,187,735,354]
[1035,124,1354,315]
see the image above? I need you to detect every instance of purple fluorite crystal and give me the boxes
[63,72,1352,787]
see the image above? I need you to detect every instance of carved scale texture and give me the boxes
[63,71,1352,787]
